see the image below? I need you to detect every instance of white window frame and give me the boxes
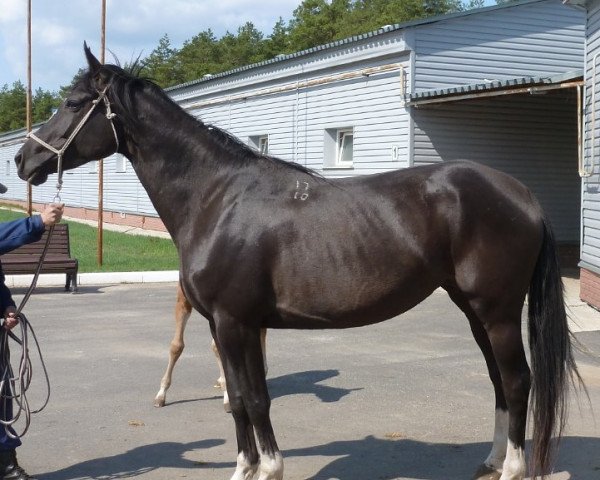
[335,128,354,168]
[115,154,127,173]
[249,134,269,155]
[324,127,354,169]
[258,135,269,155]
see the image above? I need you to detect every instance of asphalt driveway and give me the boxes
[7,283,600,480]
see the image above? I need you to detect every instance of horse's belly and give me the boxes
[269,272,439,329]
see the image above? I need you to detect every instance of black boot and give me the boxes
[0,450,36,480]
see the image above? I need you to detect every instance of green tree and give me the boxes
[287,0,339,52]
[0,81,26,132]
[32,87,61,123]
[141,34,184,87]
[264,18,291,58]
[177,29,222,83]
[219,22,267,70]
[286,0,470,52]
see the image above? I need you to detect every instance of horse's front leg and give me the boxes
[213,328,269,414]
[154,283,192,407]
[216,317,283,480]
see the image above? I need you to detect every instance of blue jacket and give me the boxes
[0,216,46,312]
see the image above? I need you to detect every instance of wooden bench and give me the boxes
[1,223,79,291]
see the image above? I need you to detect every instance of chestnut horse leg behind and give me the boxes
[154,282,267,410]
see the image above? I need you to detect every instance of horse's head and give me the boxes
[15,43,121,186]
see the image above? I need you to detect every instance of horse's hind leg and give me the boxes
[447,290,507,479]
[486,316,530,480]
[154,282,192,407]
[448,290,529,480]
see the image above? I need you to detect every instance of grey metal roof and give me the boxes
[406,70,583,105]
[166,0,547,92]
[563,0,587,7]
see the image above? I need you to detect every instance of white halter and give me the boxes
[26,84,119,198]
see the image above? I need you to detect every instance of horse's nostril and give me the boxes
[14,152,22,167]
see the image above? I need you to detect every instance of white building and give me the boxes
[0,0,588,285]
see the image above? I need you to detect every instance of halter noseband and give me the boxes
[26,84,120,198]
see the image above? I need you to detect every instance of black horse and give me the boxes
[15,45,580,480]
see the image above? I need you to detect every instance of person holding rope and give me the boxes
[0,183,63,480]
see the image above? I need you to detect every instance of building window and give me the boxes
[336,129,354,167]
[115,154,127,173]
[249,134,269,155]
[258,135,269,155]
[324,127,354,169]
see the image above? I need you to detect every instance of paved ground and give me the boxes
[6,283,600,480]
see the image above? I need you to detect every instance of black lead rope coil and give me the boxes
[0,224,55,438]
[0,313,51,438]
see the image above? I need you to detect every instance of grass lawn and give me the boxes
[0,207,179,273]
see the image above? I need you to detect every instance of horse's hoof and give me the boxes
[472,463,502,480]
[216,378,227,391]
[154,397,166,408]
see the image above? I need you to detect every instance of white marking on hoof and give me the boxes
[230,452,258,480]
[499,441,525,480]
[223,389,232,413]
[485,409,508,471]
[154,389,166,407]
[257,451,284,480]
[215,376,226,390]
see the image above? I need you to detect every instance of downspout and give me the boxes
[583,53,600,178]
[579,84,591,177]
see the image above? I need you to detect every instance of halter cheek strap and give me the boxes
[26,85,120,198]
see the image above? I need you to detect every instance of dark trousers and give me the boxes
[0,341,21,451]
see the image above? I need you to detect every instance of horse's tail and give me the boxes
[527,215,581,477]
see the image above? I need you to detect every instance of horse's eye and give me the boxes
[65,99,82,110]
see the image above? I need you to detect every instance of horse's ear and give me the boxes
[84,41,111,89]
[84,42,101,75]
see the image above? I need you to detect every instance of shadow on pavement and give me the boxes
[268,369,362,403]
[36,438,227,480]
[284,435,600,480]
[35,435,600,479]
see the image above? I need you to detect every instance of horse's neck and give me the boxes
[124,103,226,239]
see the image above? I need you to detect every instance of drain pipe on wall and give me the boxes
[584,52,600,178]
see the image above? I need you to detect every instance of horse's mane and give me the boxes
[87,63,319,178]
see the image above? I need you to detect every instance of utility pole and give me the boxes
[26,0,33,216]
[97,0,107,265]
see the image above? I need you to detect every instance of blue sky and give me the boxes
[0,0,498,93]
[0,0,300,92]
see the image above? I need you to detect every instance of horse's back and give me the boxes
[262,161,542,327]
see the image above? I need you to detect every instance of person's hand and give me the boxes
[40,203,64,228]
[3,306,18,330]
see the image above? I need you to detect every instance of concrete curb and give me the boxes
[4,270,179,288]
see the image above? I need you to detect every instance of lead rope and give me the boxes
[2,84,120,438]
[0,197,59,438]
